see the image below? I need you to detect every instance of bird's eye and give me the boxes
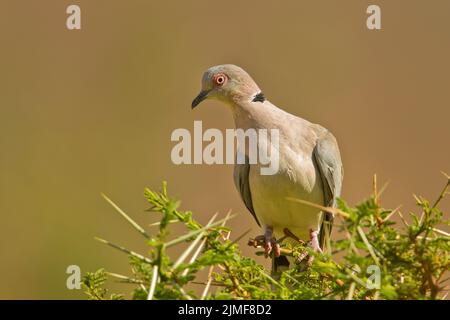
[214,74,226,86]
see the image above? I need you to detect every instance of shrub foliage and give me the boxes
[83,175,449,300]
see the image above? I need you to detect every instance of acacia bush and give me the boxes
[83,175,449,300]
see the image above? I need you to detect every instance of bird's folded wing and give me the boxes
[233,155,260,227]
[313,130,344,247]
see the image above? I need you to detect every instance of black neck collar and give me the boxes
[252,92,265,103]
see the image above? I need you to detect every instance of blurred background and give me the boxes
[0,0,449,299]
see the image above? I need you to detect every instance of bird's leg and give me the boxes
[309,229,322,253]
[261,226,280,258]
[307,229,323,265]
[247,226,281,258]
[295,229,323,265]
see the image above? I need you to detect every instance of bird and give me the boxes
[192,64,343,268]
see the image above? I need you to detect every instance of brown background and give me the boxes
[0,1,449,299]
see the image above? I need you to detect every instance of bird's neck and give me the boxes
[229,98,279,131]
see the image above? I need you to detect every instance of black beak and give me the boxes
[191,90,210,109]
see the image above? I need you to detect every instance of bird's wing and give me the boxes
[233,155,261,227]
[312,130,344,247]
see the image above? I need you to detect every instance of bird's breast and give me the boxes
[248,146,324,241]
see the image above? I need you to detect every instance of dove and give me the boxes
[192,64,343,268]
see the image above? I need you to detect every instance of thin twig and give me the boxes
[346,282,356,300]
[373,174,378,206]
[259,270,284,289]
[345,267,367,288]
[106,272,144,284]
[283,272,301,285]
[149,220,179,227]
[432,228,450,238]
[147,265,159,300]
[419,173,449,223]
[173,283,193,300]
[432,172,450,208]
[286,197,350,218]
[101,193,150,239]
[357,227,381,266]
[338,215,361,256]
[377,181,390,198]
[383,205,402,222]
[174,213,218,269]
[220,210,232,241]
[181,238,207,277]
[230,229,252,245]
[165,214,235,248]
[373,174,383,227]
[397,210,410,227]
[94,237,152,264]
[201,266,215,299]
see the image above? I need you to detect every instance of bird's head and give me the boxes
[191,64,262,109]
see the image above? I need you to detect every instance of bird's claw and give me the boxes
[296,229,323,266]
[263,226,281,258]
[264,238,281,258]
[251,234,281,258]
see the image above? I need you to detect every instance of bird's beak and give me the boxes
[191,90,210,109]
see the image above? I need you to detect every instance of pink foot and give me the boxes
[307,229,322,265]
[296,229,323,266]
[263,239,281,258]
[255,226,281,258]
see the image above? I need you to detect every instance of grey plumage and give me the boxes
[313,130,344,247]
[234,155,260,227]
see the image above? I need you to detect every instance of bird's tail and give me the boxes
[318,213,333,251]
[271,255,290,280]
[273,255,290,272]
[271,236,298,273]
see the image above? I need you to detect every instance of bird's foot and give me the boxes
[264,226,281,258]
[250,226,281,258]
[296,229,323,266]
[263,239,281,258]
[248,236,280,257]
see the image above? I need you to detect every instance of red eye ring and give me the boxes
[213,74,227,86]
